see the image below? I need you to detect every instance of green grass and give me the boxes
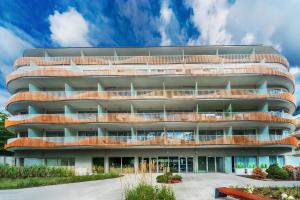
[0,173,119,189]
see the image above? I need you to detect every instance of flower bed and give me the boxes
[217,186,300,200]
[156,172,182,184]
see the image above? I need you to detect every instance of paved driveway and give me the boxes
[0,173,299,200]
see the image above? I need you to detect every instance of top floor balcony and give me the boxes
[13,54,289,70]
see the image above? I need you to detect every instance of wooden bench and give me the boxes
[215,187,273,200]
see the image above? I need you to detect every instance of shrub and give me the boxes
[171,174,182,181]
[156,174,169,183]
[125,182,175,200]
[260,163,268,169]
[252,167,267,179]
[156,172,182,183]
[236,162,244,168]
[247,163,256,168]
[0,165,74,179]
[283,165,294,178]
[266,164,289,180]
[295,166,300,179]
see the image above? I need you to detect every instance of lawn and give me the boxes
[0,173,119,189]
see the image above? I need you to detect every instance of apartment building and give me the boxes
[4,45,299,174]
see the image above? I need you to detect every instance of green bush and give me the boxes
[125,182,175,200]
[236,162,244,168]
[156,172,182,183]
[266,164,289,180]
[156,174,169,183]
[0,165,74,179]
[0,173,119,189]
[260,163,268,169]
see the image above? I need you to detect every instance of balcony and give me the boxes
[5,112,296,129]
[13,54,289,69]
[5,89,296,109]
[6,65,294,86]
[5,135,298,150]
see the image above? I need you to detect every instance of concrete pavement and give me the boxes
[0,173,299,200]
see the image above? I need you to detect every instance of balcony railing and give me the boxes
[7,65,294,86]
[13,54,289,69]
[5,112,296,128]
[6,88,295,108]
[5,135,298,149]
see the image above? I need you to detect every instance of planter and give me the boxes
[247,168,254,175]
[235,168,247,175]
[170,179,182,184]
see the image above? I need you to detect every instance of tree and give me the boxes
[0,112,14,155]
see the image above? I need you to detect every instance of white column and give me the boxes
[104,156,109,173]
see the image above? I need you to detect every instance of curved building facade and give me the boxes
[4,45,299,174]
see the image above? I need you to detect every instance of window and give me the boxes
[233,129,256,136]
[19,132,28,137]
[45,158,75,166]
[45,131,64,137]
[78,131,98,137]
[269,129,283,140]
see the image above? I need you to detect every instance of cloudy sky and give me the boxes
[0,0,300,112]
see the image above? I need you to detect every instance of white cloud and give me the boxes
[241,33,255,45]
[159,0,173,46]
[290,66,300,76]
[49,7,91,47]
[160,0,172,24]
[0,26,33,88]
[0,89,10,113]
[185,0,232,45]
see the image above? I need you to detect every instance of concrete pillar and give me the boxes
[130,82,135,96]
[75,156,92,175]
[225,104,232,113]
[258,80,267,94]
[134,156,139,173]
[64,128,76,142]
[130,104,135,114]
[131,127,136,142]
[29,83,41,92]
[65,83,74,96]
[194,156,198,173]
[104,156,109,173]
[226,127,233,135]
[97,82,104,91]
[259,102,268,112]
[28,105,41,115]
[226,81,231,90]
[195,81,198,95]
[259,126,269,140]
[163,104,167,119]
[225,156,232,173]
[195,127,199,142]
[98,104,105,115]
[195,104,199,113]
[98,128,104,137]
[64,105,75,115]
[28,128,40,137]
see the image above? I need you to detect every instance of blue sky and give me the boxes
[0,0,300,111]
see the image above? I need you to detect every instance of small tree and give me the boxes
[0,112,14,156]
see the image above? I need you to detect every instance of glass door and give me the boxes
[179,157,187,172]
[198,156,207,172]
[207,157,216,172]
[169,157,179,173]
[216,157,225,172]
[187,157,194,172]
[158,157,168,173]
